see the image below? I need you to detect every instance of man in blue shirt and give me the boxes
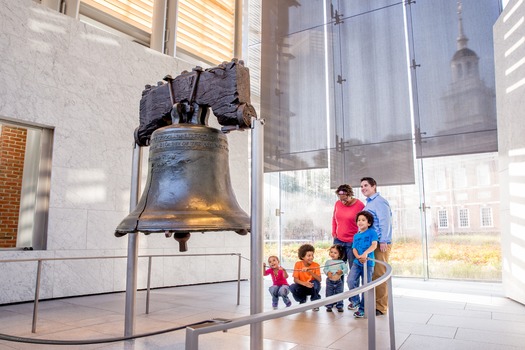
[360,177,392,316]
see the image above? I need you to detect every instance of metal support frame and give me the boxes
[124,143,142,337]
[250,117,264,349]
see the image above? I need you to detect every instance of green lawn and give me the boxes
[264,234,501,281]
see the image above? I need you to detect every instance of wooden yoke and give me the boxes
[134,59,256,147]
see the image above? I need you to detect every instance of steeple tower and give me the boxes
[457,1,468,50]
[450,0,479,83]
[440,0,496,135]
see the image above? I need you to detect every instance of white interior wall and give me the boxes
[494,0,525,305]
[0,0,251,304]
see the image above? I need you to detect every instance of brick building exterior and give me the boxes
[0,126,27,248]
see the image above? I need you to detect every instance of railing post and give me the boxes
[146,256,153,314]
[237,253,241,306]
[185,326,199,350]
[364,263,368,319]
[31,260,43,333]
[387,277,396,349]
[364,262,377,350]
[366,286,376,350]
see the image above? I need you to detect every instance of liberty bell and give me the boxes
[115,59,256,251]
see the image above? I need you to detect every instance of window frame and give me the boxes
[480,207,494,228]
[77,0,240,65]
[437,209,449,229]
[0,119,53,250]
[175,0,237,64]
[458,208,470,228]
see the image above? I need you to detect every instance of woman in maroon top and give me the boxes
[332,184,365,274]
[332,184,365,309]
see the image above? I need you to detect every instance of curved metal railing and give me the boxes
[0,253,243,333]
[0,255,394,350]
[185,259,395,350]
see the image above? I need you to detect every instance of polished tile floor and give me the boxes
[0,277,524,349]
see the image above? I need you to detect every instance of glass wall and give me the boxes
[263,153,501,281]
[422,153,501,280]
[258,0,502,281]
[264,169,334,268]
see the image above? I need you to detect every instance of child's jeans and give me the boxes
[325,278,344,309]
[269,284,291,306]
[289,280,321,303]
[333,238,356,268]
[348,263,374,312]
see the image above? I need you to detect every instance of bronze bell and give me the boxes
[115,123,250,251]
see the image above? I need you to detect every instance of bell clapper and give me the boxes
[174,232,191,252]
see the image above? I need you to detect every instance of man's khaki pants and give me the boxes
[372,244,392,314]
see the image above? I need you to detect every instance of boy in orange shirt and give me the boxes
[289,243,322,311]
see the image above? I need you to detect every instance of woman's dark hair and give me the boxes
[330,244,346,261]
[298,243,315,259]
[335,184,354,197]
[355,210,374,226]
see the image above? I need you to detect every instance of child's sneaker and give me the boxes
[347,301,358,310]
[326,307,333,312]
[353,310,365,318]
[272,303,278,310]
[285,300,292,307]
[336,307,344,312]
